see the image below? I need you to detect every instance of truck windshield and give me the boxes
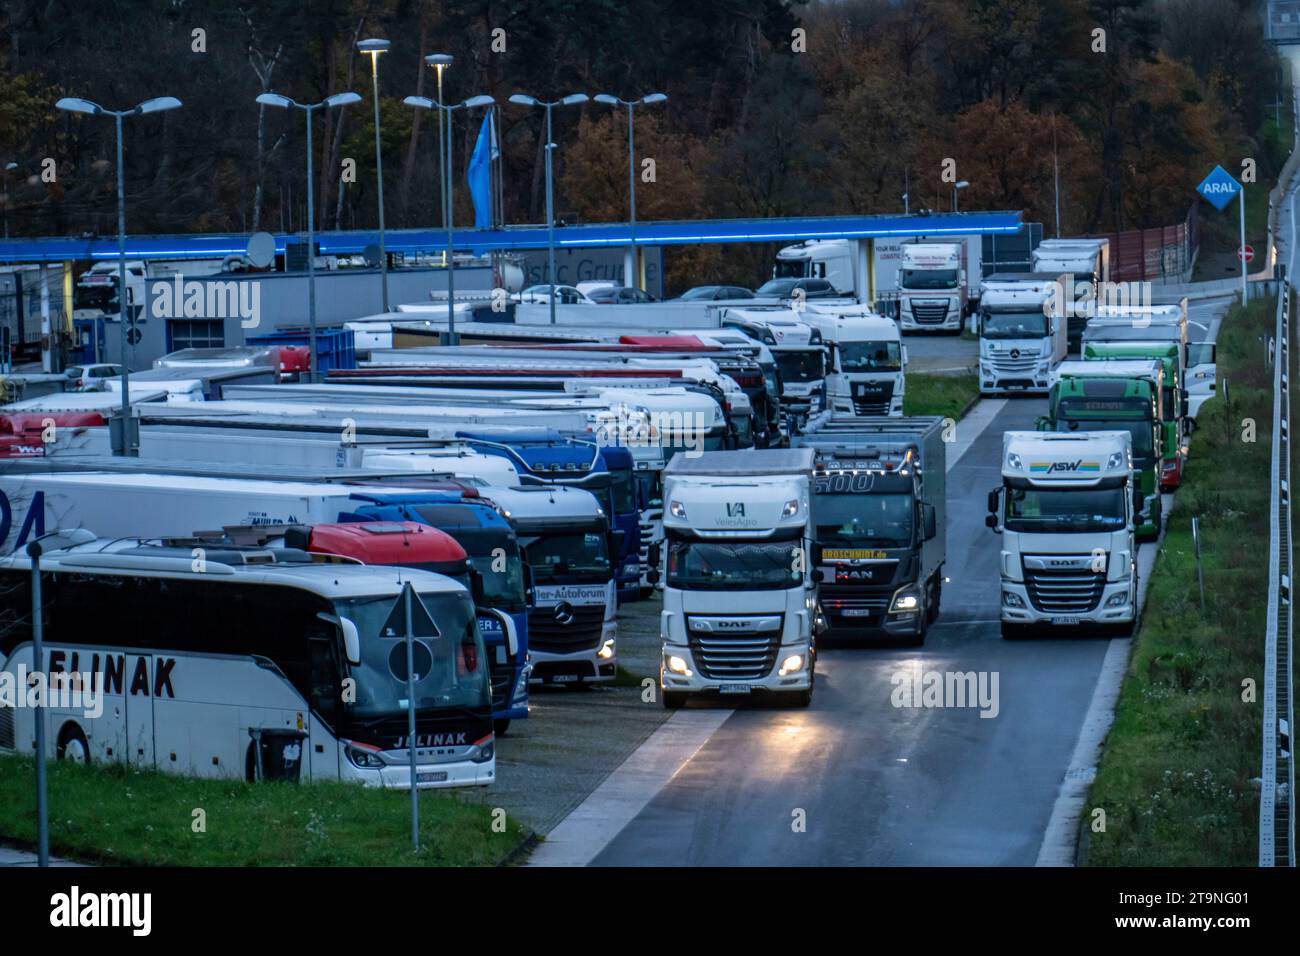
[773,260,808,279]
[334,592,491,717]
[609,468,637,514]
[73,285,120,313]
[667,538,804,590]
[839,341,902,371]
[1004,485,1126,533]
[982,310,1048,338]
[776,349,825,383]
[523,531,611,584]
[902,268,958,290]
[1056,420,1153,460]
[816,493,913,548]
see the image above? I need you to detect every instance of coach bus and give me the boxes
[0,538,495,788]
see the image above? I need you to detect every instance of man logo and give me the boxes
[553,601,576,626]
[726,502,746,518]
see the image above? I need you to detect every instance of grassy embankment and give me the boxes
[1083,293,1276,865]
[903,372,979,419]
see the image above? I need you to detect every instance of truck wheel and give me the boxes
[1001,622,1031,640]
[56,724,90,765]
[639,586,654,600]
[927,577,942,624]
[493,719,511,737]
[662,691,687,710]
[784,689,813,708]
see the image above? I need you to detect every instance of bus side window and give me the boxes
[308,635,340,725]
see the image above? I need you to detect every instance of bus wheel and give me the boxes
[493,719,511,737]
[56,724,90,765]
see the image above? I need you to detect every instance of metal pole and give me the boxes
[445,105,457,345]
[437,69,446,238]
[1192,516,1206,613]
[29,549,48,867]
[404,585,419,849]
[546,103,557,325]
[627,101,637,288]
[114,112,133,457]
[370,55,390,312]
[1240,188,1249,304]
[1052,114,1062,238]
[305,105,318,383]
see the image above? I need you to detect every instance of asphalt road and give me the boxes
[590,395,1124,866]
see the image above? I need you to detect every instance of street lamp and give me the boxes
[2,162,17,239]
[952,180,969,212]
[25,527,96,867]
[508,92,589,324]
[256,91,363,381]
[405,93,495,345]
[358,38,392,312]
[592,92,667,289]
[55,95,182,456]
[425,54,454,238]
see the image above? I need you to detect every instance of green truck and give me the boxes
[1040,360,1165,540]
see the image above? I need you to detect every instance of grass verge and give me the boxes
[0,752,529,866]
[904,372,979,419]
[1082,294,1275,866]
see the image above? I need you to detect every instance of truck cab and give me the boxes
[976,273,1068,394]
[987,431,1140,639]
[721,309,827,425]
[803,308,906,416]
[656,448,817,707]
[898,240,966,332]
[773,238,855,294]
[1030,238,1110,351]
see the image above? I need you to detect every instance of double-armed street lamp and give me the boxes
[592,93,667,288]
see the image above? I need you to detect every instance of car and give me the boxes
[65,363,123,391]
[511,284,598,305]
[755,277,840,299]
[678,285,755,301]
[587,285,658,304]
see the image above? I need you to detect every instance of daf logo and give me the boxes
[716,620,750,629]
[553,601,576,626]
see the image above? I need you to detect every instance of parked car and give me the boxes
[65,363,123,391]
[755,277,840,299]
[587,285,658,304]
[678,285,755,301]
[511,284,598,305]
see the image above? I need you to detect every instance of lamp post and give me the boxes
[2,162,17,239]
[358,38,392,312]
[426,54,453,238]
[256,92,362,381]
[952,180,969,212]
[404,93,495,345]
[592,93,667,289]
[55,96,182,457]
[507,93,589,324]
[25,528,96,867]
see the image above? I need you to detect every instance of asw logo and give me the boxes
[726,502,746,518]
[0,489,45,551]
[1030,460,1100,475]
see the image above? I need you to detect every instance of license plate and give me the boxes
[417,771,448,784]
[719,684,752,695]
[549,674,579,683]
[841,609,873,618]
[1051,616,1081,625]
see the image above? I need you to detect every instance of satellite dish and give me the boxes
[363,243,382,268]
[246,232,276,268]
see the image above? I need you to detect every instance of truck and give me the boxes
[793,417,945,644]
[772,239,858,295]
[1041,360,1165,540]
[986,431,1141,639]
[897,239,967,333]
[1030,238,1110,348]
[801,307,906,416]
[976,273,1068,395]
[72,258,226,326]
[655,448,817,707]
[719,309,827,422]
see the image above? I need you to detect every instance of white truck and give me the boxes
[986,431,1140,639]
[772,239,858,294]
[72,258,227,325]
[976,274,1068,395]
[719,308,827,420]
[1030,239,1111,350]
[802,306,906,416]
[654,448,817,707]
[897,240,967,333]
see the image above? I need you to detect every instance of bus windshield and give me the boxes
[667,538,804,590]
[522,530,611,584]
[334,591,490,717]
[815,493,914,548]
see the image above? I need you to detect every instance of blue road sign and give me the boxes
[1197,165,1243,211]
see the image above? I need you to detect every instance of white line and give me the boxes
[525,709,732,866]
[946,398,1007,471]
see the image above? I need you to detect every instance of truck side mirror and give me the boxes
[986,489,999,514]
[984,514,999,531]
[811,568,824,584]
[1133,488,1145,517]
[523,562,536,609]
[646,568,661,585]
[647,542,661,567]
[922,503,937,541]
[608,529,626,557]
[468,568,486,605]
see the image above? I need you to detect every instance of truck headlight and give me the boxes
[1002,591,1024,608]
[778,653,804,676]
[890,589,921,613]
[1105,592,1130,608]
[669,499,687,519]
[782,498,800,517]
[598,639,616,660]
[666,654,692,676]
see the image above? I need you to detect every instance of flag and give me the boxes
[467,110,497,230]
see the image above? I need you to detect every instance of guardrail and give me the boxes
[1261,274,1296,867]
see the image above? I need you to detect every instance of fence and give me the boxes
[1260,274,1296,867]
[1088,205,1198,284]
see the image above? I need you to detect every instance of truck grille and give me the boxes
[688,633,781,680]
[1022,563,1105,613]
[820,583,891,628]
[910,301,950,325]
[639,510,662,580]
[851,380,894,416]
[989,353,1039,374]
[489,661,513,710]
[528,604,605,653]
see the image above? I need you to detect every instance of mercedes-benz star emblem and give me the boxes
[553,601,576,625]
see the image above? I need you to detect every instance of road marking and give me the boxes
[525,709,733,867]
